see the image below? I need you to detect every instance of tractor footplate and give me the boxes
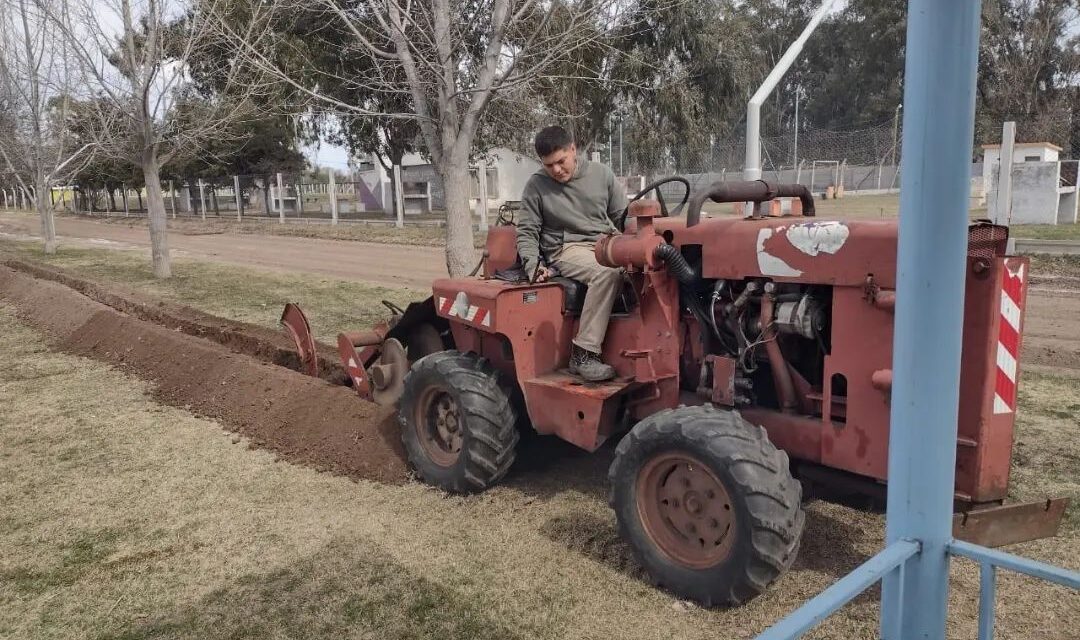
[522,372,637,452]
[952,498,1068,548]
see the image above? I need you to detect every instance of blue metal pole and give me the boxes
[978,562,996,640]
[879,1,983,638]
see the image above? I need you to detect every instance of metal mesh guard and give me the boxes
[968,223,1009,259]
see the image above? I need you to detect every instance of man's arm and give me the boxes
[605,166,630,226]
[516,181,543,278]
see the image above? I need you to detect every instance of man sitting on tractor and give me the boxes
[517,125,628,382]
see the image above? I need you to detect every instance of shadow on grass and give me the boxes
[536,504,868,592]
[94,537,543,640]
[502,433,614,502]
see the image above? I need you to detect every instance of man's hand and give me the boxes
[530,265,552,283]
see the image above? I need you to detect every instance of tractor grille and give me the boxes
[968,223,1009,259]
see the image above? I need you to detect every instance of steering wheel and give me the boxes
[617,176,691,230]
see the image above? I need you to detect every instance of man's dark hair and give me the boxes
[534,126,574,157]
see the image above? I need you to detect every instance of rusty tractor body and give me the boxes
[282,178,1065,606]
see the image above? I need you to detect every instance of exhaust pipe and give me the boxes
[686,180,815,227]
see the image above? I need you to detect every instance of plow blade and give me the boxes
[952,498,1068,548]
[281,297,445,408]
[281,303,319,377]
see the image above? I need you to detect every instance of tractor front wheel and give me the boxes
[399,351,519,493]
[609,406,805,606]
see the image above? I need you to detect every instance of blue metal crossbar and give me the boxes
[949,540,1080,640]
[755,540,920,640]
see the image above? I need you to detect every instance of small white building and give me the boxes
[353,147,541,216]
[983,142,1078,225]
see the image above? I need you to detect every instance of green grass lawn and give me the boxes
[1010,224,1080,241]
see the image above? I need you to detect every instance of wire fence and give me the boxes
[0,121,1064,224]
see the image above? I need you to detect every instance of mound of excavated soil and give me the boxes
[2,259,346,383]
[0,265,408,485]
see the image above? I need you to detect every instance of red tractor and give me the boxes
[283,179,1063,606]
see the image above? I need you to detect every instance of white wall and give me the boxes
[987,161,1064,224]
[485,147,540,203]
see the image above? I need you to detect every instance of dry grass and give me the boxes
[0,238,418,343]
[1,254,1077,637]
[66,213,487,248]
[1028,254,1080,280]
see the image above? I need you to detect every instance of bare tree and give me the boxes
[44,0,274,277]
[210,0,636,276]
[0,0,96,254]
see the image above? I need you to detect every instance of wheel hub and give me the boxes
[637,452,737,569]
[416,387,463,467]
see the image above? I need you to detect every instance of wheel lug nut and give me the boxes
[705,490,715,499]
[709,518,719,529]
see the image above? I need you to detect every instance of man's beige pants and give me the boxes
[551,242,622,353]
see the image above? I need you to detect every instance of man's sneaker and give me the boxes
[569,345,616,382]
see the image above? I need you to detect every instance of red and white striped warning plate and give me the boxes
[438,293,492,328]
[993,259,1025,414]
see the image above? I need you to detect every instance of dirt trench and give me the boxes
[0,265,408,485]
[2,258,347,383]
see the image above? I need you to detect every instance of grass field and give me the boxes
[71,213,484,248]
[1,240,1078,639]
[0,239,418,343]
[5,191,1075,251]
[1010,224,1080,241]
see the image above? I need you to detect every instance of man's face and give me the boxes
[541,144,577,183]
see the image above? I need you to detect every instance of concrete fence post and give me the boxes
[233,175,243,221]
[276,172,285,223]
[477,163,489,231]
[993,121,1016,225]
[392,164,405,228]
[198,179,207,221]
[328,171,338,225]
[2,188,7,209]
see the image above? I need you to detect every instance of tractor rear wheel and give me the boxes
[609,406,805,607]
[399,350,519,493]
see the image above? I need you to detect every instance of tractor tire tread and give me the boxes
[399,351,519,493]
[608,405,804,607]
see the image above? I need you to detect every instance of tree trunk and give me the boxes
[439,161,476,277]
[141,154,172,278]
[210,183,220,217]
[108,187,118,213]
[35,174,57,254]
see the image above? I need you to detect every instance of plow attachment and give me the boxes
[280,298,446,407]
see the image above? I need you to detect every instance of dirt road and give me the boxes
[3,210,1077,373]
[0,211,453,289]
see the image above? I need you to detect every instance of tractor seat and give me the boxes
[552,277,587,314]
[550,276,632,316]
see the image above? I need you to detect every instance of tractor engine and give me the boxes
[683,278,831,411]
